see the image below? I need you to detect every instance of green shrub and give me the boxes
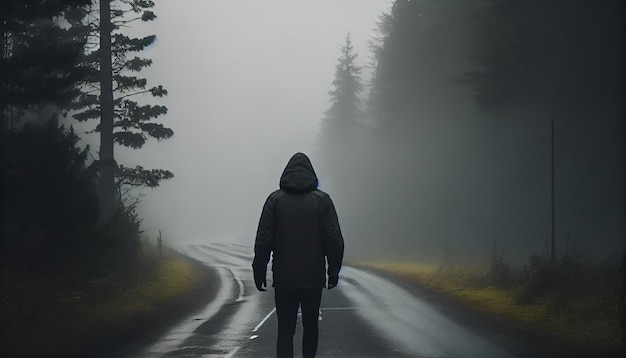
[1,118,98,270]
[0,118,144,276]
[515,254,554,304]
[86,204,143,275]
[486,240,513,288]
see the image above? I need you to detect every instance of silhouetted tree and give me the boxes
[367,0,474,128]
[460,0,624,266]
[0,0,94,271]
[461,0,624,114]
[318,32,365,182]
[325,32,363,128]
[66,0,173,224]
[461,0,625,340]
[0,0,91,132]
[1,118,99,268]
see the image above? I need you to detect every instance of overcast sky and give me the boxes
[106,0,393,244]
[61,0,624,264]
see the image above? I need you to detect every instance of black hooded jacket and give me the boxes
[253,153,344,289]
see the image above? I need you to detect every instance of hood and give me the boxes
[279,152,319,194]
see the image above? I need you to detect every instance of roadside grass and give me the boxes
[363,259,623,353]
[0,245,199,357]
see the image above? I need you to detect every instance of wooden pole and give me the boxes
[550,119,556,262]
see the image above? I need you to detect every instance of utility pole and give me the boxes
[622,103,626,349]
[550,119,556,263]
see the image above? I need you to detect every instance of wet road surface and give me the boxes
[135,242,522,358]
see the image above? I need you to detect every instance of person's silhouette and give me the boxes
[253,152,345,358]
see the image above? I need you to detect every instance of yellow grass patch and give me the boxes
[87,258,195,323]
[362,262,623,352]
[1,250,199,356]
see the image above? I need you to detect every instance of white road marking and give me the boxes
[137,266,235,356]
[341,266,518,358]
[249,335,259,340]
[224,347,240,358]
[252,308,276,332]
[235,275,245,302]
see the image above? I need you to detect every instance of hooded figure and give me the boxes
[253,152,344,358]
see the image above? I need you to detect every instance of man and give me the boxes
[253,152,345,358]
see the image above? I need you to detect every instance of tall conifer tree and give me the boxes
[326,32,363,128]
[0,0,90,132]
[317,32,364,190]
[67,0,173,223]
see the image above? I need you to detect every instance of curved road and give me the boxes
[136,242,531,358]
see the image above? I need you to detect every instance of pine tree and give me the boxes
[66,0,173,223]
[1,118,99,268]
[0,0,90,132]
[326,32,363,128]
[367,0,473,126]
[317,32,365,190]
[461,0,624,112]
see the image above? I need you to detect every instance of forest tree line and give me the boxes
[1,0,172,273]
[318,0,623,263]
[318,0,623,339]
[1,0,623,277]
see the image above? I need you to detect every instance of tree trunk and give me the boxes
[97,0,116,225]
[1,27,8,133]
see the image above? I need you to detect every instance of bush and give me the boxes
[87,204,143,274]
[486,239,513,288]
[515,253,554,304]
[513,243,616,308]
[1,116,148,279]
[1,118,98,270]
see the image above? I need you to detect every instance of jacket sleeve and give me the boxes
[320,195,344,280]
[252,195,274,274]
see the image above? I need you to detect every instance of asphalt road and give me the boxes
[135,242,535,358]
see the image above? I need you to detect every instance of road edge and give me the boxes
[95,248,221,358]
[350,264,624,358]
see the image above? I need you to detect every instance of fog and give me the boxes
[97,0,391,245]
[75,0,623,266]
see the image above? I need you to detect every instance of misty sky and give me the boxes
[67,0,623,264]
[99,0,393,243]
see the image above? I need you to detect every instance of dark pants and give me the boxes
[274,288,323,358]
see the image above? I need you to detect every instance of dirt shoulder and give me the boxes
[96,249,220,358]
[354,264,624,358]
[0,248,220,358]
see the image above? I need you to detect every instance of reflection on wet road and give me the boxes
[136,242,519,358]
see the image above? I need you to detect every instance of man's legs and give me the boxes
[275,289,299,358]
[300,288,323,358]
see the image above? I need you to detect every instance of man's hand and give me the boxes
[328,276,338,290]
[254,271,267,291]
